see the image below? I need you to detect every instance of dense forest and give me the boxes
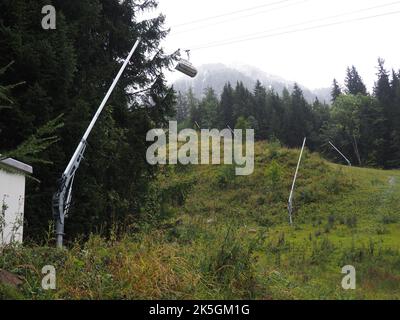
[0,0,177,241]
[176,60,400,169]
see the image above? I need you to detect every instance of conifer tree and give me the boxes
[372,59,392,167]
[218,83,234,129]
[331,78,342,102]
[345,66,367,95]
[199,87,219,128]
[252,80,268,139]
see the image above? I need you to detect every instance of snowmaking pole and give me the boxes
[329,141,351,166]
[226,124,234,135]
[287,137,306,225]
[52,38,141,248]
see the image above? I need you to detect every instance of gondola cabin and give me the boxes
[175,59,198,78]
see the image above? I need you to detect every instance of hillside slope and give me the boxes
[1,141,399,299]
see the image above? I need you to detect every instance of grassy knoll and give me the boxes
[1,141,399,299]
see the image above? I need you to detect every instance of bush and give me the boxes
[214,165,236,188]
[267,138,282,160]
[265,160,283,190]
[345,215,358,229]
[381,215,398,224]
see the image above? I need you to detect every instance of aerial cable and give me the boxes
[171,0,310,36]
[189,1,400,49]
[171,0,295,28]
[190,8,400,50]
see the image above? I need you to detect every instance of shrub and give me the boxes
[267,138,282,159]
[214,165,236,188]
[345,215,358,229]
[265,160,283,190]
[381,215,398,224]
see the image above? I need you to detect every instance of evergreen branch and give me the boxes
[1,114,64,164]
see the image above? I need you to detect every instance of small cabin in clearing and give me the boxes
[0,158,32,245]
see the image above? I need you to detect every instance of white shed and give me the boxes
[0,158,32,245]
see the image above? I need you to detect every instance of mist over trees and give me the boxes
[175,61,400,169]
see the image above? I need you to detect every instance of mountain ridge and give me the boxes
[173,63,331,103]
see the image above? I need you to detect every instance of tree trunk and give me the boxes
[352,135,362,165]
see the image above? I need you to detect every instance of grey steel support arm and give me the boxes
[52,38,141,248]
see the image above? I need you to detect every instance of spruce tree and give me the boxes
[175,91,189,123]
[198,87,219,128]
[372,59,393,167]
[286,84,313,148]
[345,66,367,95]
[331,79,342,102]
[232,81,252,123]
[218,83,234,129]
[253,80,268,139]
[388,70,400,167]
[374,59,392,107]
[188,87,201,128]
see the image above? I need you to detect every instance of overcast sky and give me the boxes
[145,0,400,90]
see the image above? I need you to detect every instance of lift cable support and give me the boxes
[287,137,307,225]
[52,38,142,248]
[328,141,351,166]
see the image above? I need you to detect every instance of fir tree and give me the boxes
[253,80,268,139]
[345,66,367,95]
[331,78,342,102]
[218,83,234,129]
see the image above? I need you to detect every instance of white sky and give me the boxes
[145,0,400,90]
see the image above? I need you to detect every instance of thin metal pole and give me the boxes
[64,38,141,176]
[55,38,141,248]
[288,137,306,225]
[329,141,351,166]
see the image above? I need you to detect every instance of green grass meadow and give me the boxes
[1,141,400,299]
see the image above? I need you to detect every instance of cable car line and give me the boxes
[189,1,400,49]
[189,8,400,50]
[184,1,400,46]
[171,0,310,36]
[171,0,295,28]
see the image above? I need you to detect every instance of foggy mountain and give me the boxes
[173,63,331,104]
